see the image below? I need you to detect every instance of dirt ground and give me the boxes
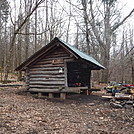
[0,87,134,134]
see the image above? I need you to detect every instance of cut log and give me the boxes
[115,93,133,100]
[102,95,114,99]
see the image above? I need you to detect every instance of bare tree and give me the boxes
[70,0,134,83]
[3,0,45,83]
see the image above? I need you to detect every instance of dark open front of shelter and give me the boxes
[67,62,90,88]
[15,37,105,98]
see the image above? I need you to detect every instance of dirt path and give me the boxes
[0,88,134,134]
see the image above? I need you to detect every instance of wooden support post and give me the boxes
[60,93,66,99]
[38,92,42,97]
[49,93,54,98]
[27,92,31,96]
[85,89,89,95]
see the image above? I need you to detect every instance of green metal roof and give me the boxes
[58,38,105,69]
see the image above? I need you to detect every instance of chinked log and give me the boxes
[30,67,62,71]
[29,71,64,75]
[29,74,65,78]
[31,64,64,68]
[29,85,64,88]
[29,81,64,85]
[29,78,65,81]
[46,53,70,58]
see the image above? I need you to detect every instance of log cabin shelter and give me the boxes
[15,37,105,99]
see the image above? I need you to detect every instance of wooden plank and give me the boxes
[102,96,114,99]
[29,88,62,92]
[66,87,88,92]
[29,87,84,93]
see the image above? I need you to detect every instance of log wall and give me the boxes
[28,45,74,92]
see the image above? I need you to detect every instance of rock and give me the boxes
[0,104,3,107]
[124,104,133,109]
[126,101,133,104]
[110,102,123,108]
[71,104,76,107]
[99,117,104,120]
[88,103,95,106]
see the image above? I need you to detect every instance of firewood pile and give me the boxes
[109,93,134,109]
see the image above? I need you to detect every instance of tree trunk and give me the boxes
[34,0,38,52]
[82,0,90,55]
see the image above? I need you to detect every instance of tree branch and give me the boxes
[125,46,134,56]
[112,8,134,32]
[14,0,45,34]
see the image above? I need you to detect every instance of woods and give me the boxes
[0,0,134,84]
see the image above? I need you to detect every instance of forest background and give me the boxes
[0,0,134,84]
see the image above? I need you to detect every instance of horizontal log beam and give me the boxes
[30,67,62,71]
[28,87,88,93]
[29,78,65,81]
[40,56,69,62]
[29,74,65,78]
[29,72,64,75]
[46,53,70,58]
[29,88,62,92]
[29,85,64,88]
[31,64,64,68]
[29,81,65,85]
